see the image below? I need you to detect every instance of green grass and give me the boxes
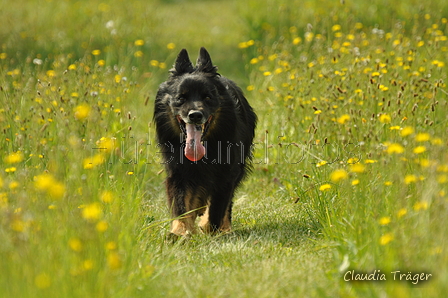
[1,0,447,297]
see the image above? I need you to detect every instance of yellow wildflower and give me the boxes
[82,202,102,221]
[337,114,350,124]
[413,146,426,154]
[349,163,365,173]
[134,39,144,46]
[415,133,430,142]
[83,153,105,169]
[380,233,394,245]
[400,126,414,137]
[74,104,91,120]
[379,217,391,225]
[319,184,332,191]
[379,114,391,123]
[4,151,24,164]
[397,208,407,218]
[386,143,404,154]
[413,201,428,211]
[330,169,348,183]
[404,175,417,184]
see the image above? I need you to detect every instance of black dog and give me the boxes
[154,47,257,236]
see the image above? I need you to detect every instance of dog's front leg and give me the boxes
[166,176,197,236]
[200,184,235,234]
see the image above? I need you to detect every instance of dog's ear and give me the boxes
[170,49,194,76]
[196,47,218,75]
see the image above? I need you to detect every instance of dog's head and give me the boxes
[166,48,221,161]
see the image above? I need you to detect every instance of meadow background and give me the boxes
[0,0,447,297]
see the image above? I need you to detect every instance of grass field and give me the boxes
[1,0,447,297]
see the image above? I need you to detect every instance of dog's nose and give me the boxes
[188,111,203,123]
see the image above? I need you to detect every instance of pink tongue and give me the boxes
[184,123,205,161]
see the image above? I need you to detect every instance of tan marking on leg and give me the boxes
[220,204,232,233]
[170,217,196,236]
[170,189,197,236]
[198,204,211,233]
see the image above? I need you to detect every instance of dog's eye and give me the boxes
[177,96,185,101]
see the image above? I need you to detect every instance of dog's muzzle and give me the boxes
[176,113,213,161]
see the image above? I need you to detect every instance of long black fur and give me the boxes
[154,47,257,235]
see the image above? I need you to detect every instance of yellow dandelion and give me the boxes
[379,114,391,123]
[319,184,332,191]
[314,109,322,115]
[250,58,259,64]
[91,49,101,56]
[114,74,121,83]
[34,173,55,191]
[351,179,359,186]
[83,260,94,271]
[96,220,109,232]
[134,51,143,57]
[365,159,377,164]
[74,104,91,121]
[68,238,83,252]
[347,157,360,164]
[371,71,380,77]
[431,138,443,146]
[293,37,302,45]
[415,133,430,142]
[337,114,350,124]
[386,143,404,154]
[105,241,117,250]
[46,70,56,77]
[166,42,176,50]
[349,163,365,173]
[384,181,393,186]
[332,24,341,31]
[5,167,17,173]
[379,217,391,225]
[316,161,327,167]
[100,190,114,203]
[34,273,51,289]
[238,41,249,49]
[263,71,272,76]
[413,146,426,154]
[397,208,407,218]
[96,137,117,154]
[98,59,106,66]
[82,202,102,221]
[134,39,144,46]
[9,181,19,190]
[400,126,414,137]
[389,125,401,130]
[83,153,105,169]
[107,252,122,270]
[413,201,428,211]
[437,175,447,184]
[380,233,394,245]
[404,174,417,184]
[68,64,77,70]
[330,169,348,183]
[4,151,24,164]
[48,182,65,199]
